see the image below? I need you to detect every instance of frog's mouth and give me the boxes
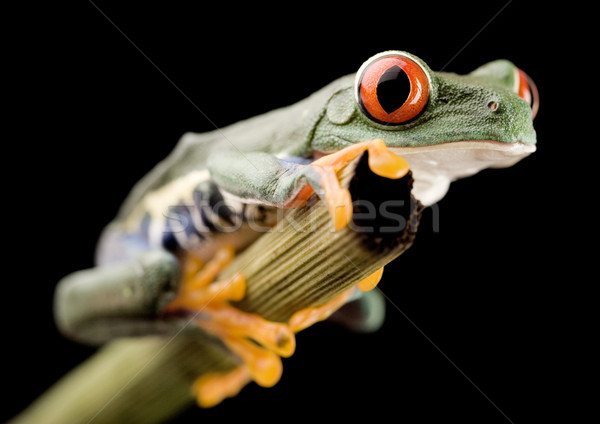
[388,140,536,206]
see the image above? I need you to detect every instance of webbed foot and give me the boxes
[164,247,295,407]
[289,139,409,231]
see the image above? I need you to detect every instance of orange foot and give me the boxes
[289,267,385,332]
[164,247,296,408]
[289,139,410,231]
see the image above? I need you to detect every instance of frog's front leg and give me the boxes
[208,139,410,230]
[206,148,317,207]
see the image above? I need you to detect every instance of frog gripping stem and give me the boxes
[164,247,296,407]
[293,139,410,231]
[163,141,413,408]
[23,142,422,423]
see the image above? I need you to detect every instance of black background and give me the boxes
[5,2,585,423]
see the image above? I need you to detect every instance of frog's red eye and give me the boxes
[516,68,539,119]
[356,54,429,125]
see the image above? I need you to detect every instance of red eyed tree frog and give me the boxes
[54,50,538,407]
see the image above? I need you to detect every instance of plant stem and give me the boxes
[13,152,421,424]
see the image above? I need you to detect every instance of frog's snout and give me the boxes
[516,68,539,119]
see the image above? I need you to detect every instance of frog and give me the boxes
[54,50,538,407]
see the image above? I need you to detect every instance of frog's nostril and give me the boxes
[516,69,539,119]
[487,100,499,112]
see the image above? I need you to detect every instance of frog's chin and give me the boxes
[388,140,536,206]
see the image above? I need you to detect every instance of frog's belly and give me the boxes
[98,173,279,264]
[156,180,279,261]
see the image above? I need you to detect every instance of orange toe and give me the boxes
[194,367,252,408]
[357,267,384,292]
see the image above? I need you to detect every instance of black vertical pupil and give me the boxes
[376,65,411,114]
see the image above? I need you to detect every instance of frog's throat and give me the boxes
[388,140,536,206]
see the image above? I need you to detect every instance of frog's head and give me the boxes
[312,50,539,205]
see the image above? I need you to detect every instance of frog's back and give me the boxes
[113,74,351,224]
[114,131,219,223]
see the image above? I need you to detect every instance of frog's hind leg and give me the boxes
[54,249,181,345]
[328,287,387,333]
[164,246,295,407]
